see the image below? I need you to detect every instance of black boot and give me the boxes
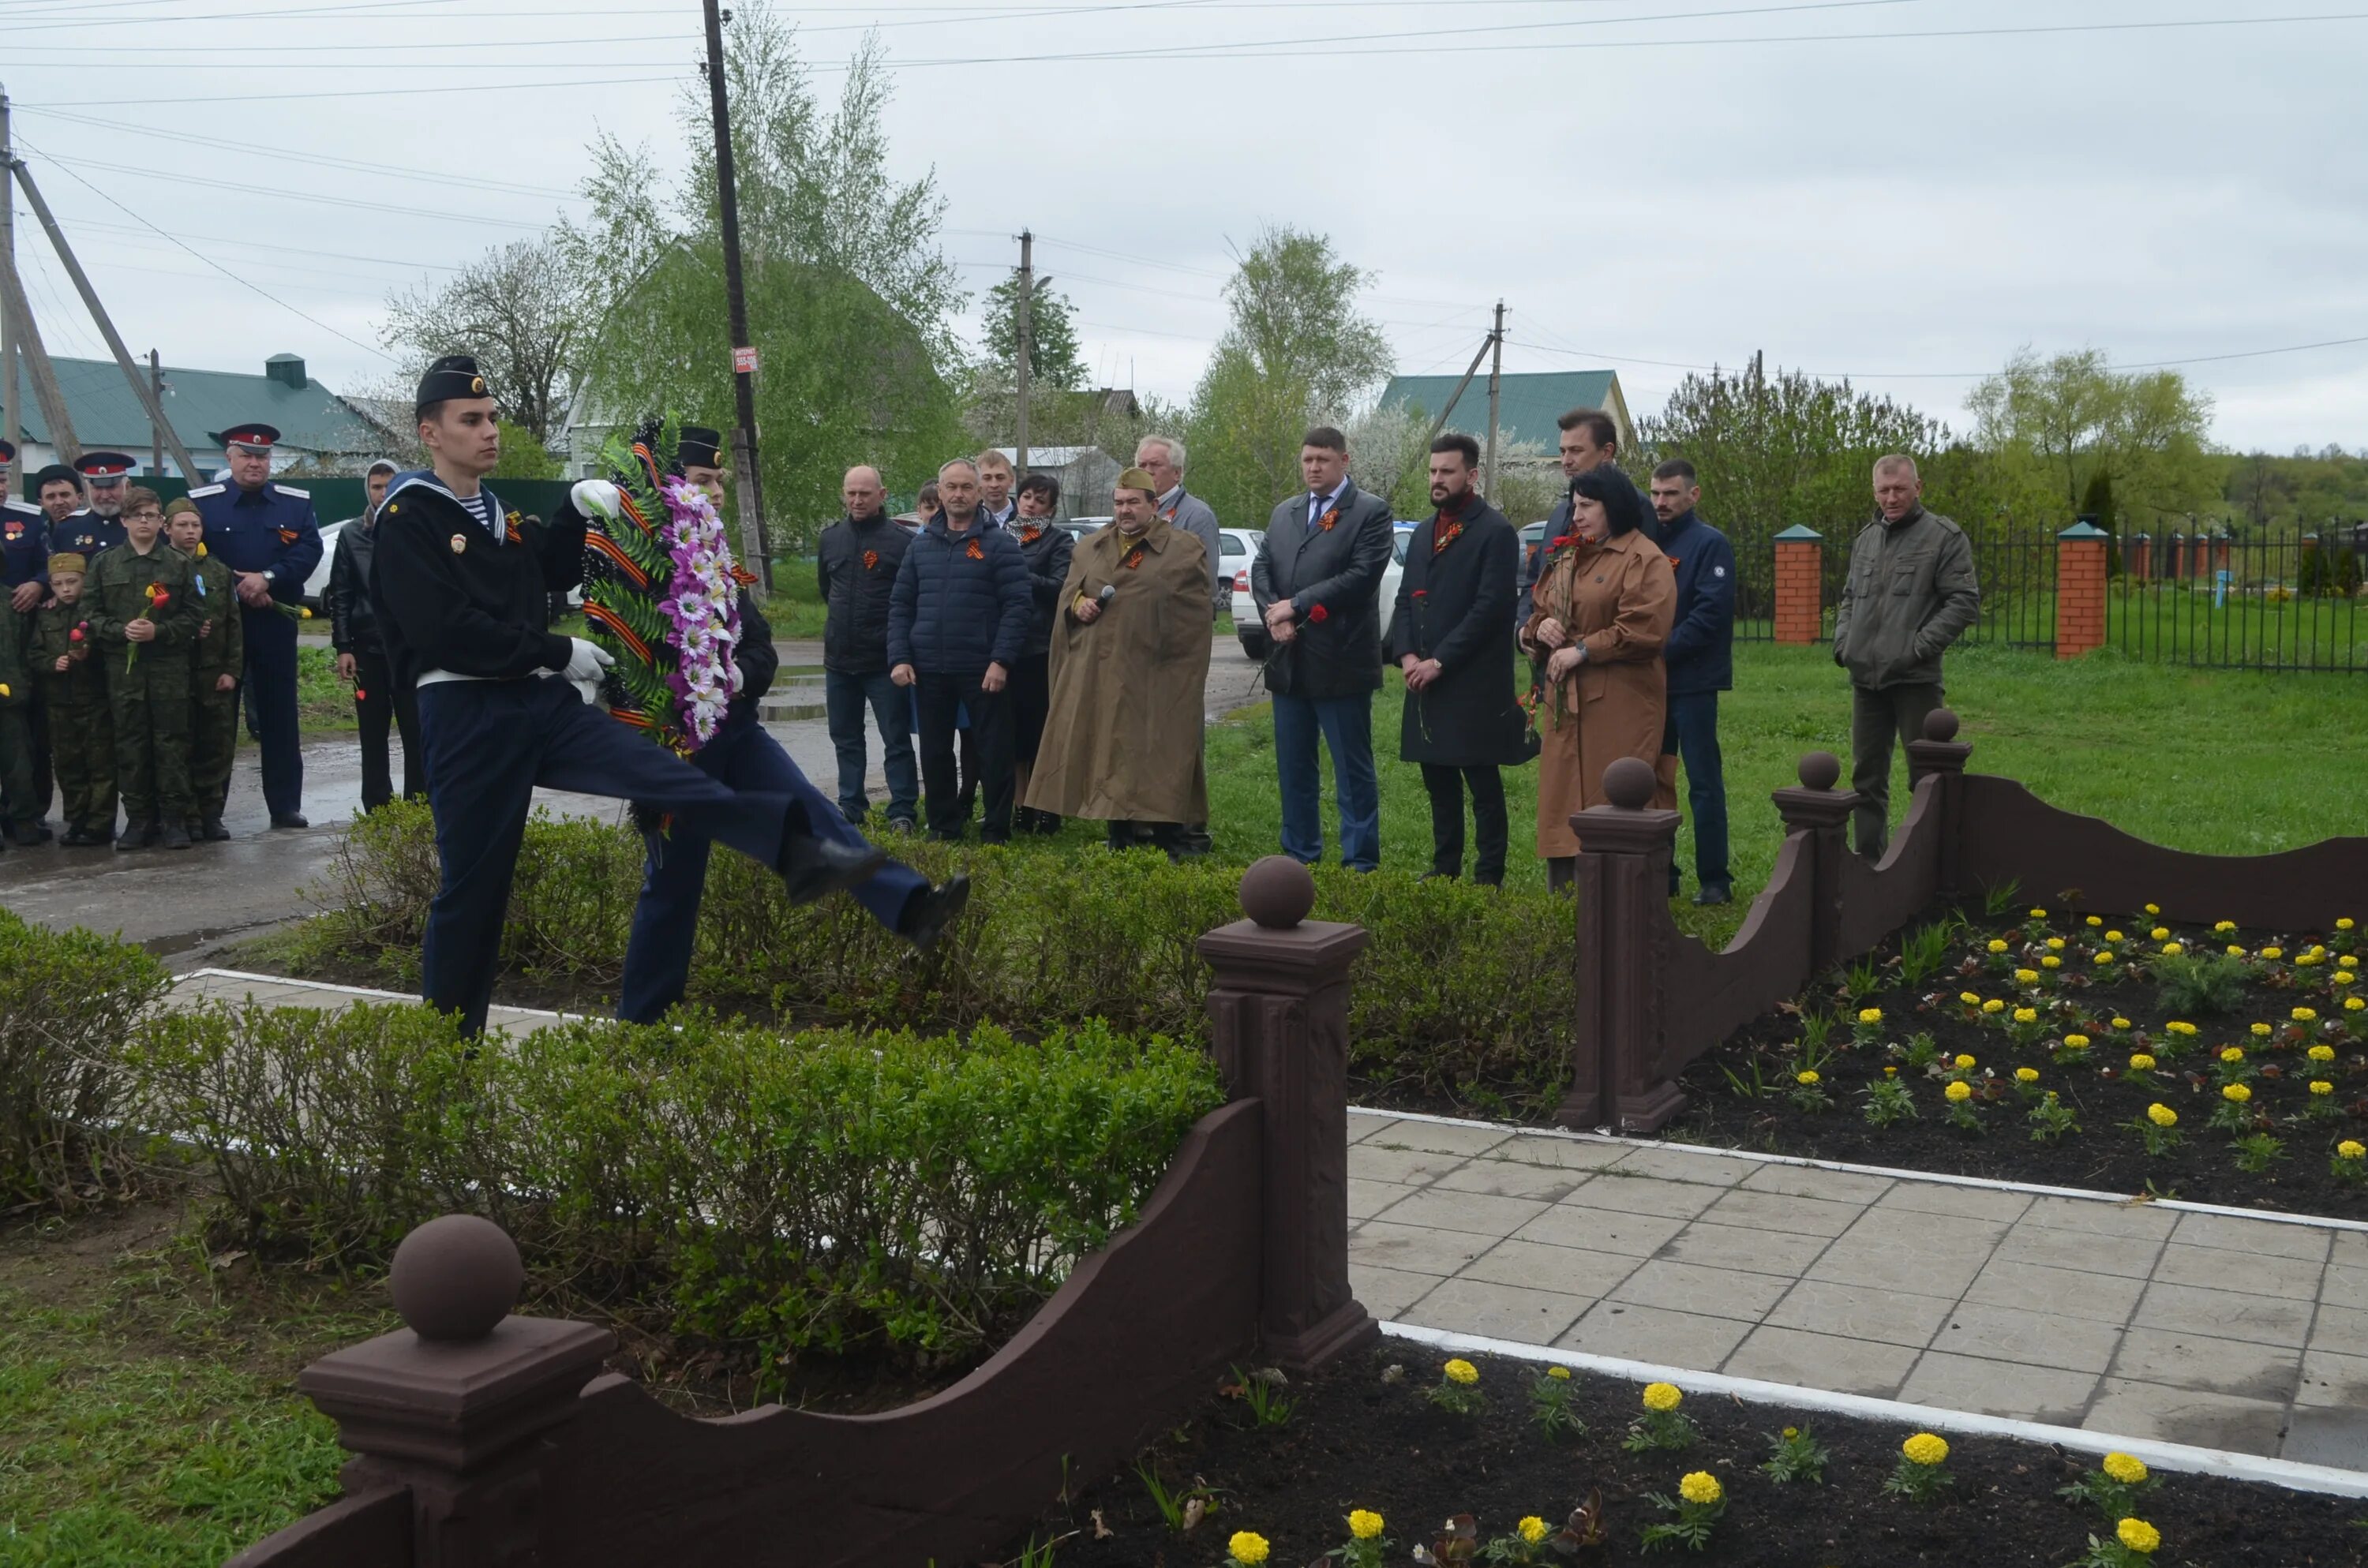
[159,821,193,850]
[897,874,972,953]
[777,831,887,904]
[202,815,230,841]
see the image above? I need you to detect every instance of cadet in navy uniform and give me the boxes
[1,441,51,844]
[615,427,968,1025]
[369,357,886,1035]
[189,425,321,829]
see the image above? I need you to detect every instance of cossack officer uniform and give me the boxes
[5,443,57,841]
[189,424,322,827]
[2,440,48,595]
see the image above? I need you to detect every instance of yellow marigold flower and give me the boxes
[2015,1067,2040,1083]
[2349,997,2366,1012]
[2160,942,2184,956]
[1547,1364,1572,1380]
[2014,1008,2038,1024]
[2029,907,2048,919]
[2339,1140,2366,1160]
[2104,930,2124,942]
[2341,918,2359,931]
[1945,1080,1973,1103]
[2250,1022,2272,1037]
[2101,1452,2149,1485]
[2310,1044,2337,1061]
[2293,1006,2319,1022]
[2046,937,2066,951]
[2129,1053,2156,1071]
[1987,939,2010,954]
[2149,926,2169,941]
[2148,1103,2179,1128]
[1901,1432,1950,1466]
[2310,1080,2334,1096]
[2226,945,2247,957]
[2222,1083,2251,1103]
[2145,903,2160,915]
[2261,947,2284,960]
[2111,1017,2132,1030]
[1677,1472,1722,1506]
[1348,1510,1384,1541]
[2096,952,2117,966]
[2298,952,2324,967]
[2213,920,2237,934]
[2041,955,2063,970]
[1983,999,2006,1015]
[2337,971,2357,986]
[1782,1426,1800,1439]
[2063,1034,2090,1050]
[1229,1532,1271,1566]
[1518,1516,1548,1545]
[2220,1046,2245,1063]
[1858,1007,1883,1024]
[1642,1381,1683,1413]
[2165,1021,2198,1036]
[2116,1517,2160,1555]
[2014,967,2040,984]
[1959,991,1982,1006]
[1954,1053,1976,1069]
[1443,1358,1478,1386]
[2086,915,2103,927]
[1797,1070,1820,1085]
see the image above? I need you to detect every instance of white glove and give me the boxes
[571,479,623,521]
[562,637,615,684]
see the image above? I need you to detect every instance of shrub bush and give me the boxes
[2152,952,2250,1016]
[290,803,1580,1110]
[0,908,171,1211]
[125,1001,1223,1383]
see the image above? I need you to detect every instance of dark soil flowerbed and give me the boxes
[1670,906,2368,1221]
[1010,1345,2365,1566]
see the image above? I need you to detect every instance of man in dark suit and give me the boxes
[1250,425,1394,871]
[1391,435,1527,885]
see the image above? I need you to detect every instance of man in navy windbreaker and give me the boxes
[1649,460,1737,904]
[887,458,1032,843]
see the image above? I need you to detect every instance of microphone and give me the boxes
[1097,584,1117,607]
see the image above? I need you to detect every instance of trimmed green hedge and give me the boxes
[292,801,1578,1111]
[126,1002,1223,1383]
[0,908,170,1211]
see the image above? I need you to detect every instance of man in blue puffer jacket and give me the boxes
[1647,459,1737,905]
[888,458,1032,843]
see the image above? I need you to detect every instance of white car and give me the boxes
[1231,522,1414,661]
[301,516,355,613]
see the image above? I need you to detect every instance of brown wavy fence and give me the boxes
[1565,709,2366,1132]
[227,868,1378,1568]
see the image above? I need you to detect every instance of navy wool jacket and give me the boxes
[886,512,1032,674]
[1652,509,1737,695]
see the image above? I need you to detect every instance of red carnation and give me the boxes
[69,625,85,642]
[354,688,369,702]
[1308,604,1329,624]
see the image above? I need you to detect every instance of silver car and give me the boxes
[1231,522,1414,661]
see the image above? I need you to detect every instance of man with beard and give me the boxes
[1647,460,1737,904]
[1390,435,1527,885]
[1023,468,1209,856]
[817,462,920,831]
[69,452,137,557]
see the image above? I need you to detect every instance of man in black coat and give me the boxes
[816,463,920,830]
[1649,459,1737,904]
[328,458,422,811]
[1519,407,1638,627]
[1250,425,1394,871]
[369,357,886,1035]
[1390,435,1528,885]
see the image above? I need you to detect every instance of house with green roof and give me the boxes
[7,352,396,480]
[1378,369,1635,458]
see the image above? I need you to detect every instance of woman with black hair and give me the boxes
[1519,465,1677,891]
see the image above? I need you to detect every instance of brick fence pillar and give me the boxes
[2129,533,2151,582]
[1199,857,1378,1374]
[1772,525,1823,644]
[2055,520,2108,658]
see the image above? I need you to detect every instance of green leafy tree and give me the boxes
[2078,467,2118,530]
[1186,226,1392,526]
[980,273,1087,392]
[1965,348,2219,530]
[379,237,586,446]
[556,8,965,550]
[489,419,563,480]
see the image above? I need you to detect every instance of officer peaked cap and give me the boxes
[216,425,281,451]
[74,451,137,481]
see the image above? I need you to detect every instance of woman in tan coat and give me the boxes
[1519,466,1677,889]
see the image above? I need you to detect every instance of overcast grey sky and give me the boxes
[6,0,2364,453]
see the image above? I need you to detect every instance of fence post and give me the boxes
[1564,758,1684,1134]
[2055,520,2108,658]
[2130,533,2151,582]
[1770,750,1855,975]
[1904,707,1976,904]
[1198,857,1379,1374]
[1772,525,1823,644]
[275,1215,613,1568]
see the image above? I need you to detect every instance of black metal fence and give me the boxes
[2110,533,2366,672]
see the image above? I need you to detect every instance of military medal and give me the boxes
[450,533,469,554]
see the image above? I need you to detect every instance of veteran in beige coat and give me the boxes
[1024,468,1212,856]
[1519,466,1677,885]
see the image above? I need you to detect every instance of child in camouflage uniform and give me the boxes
[31,554,115,846]
[86,487,199,851]
[0,578,34,841]
[167,498,242,840]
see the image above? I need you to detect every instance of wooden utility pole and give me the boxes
[149,350,163,477]
[1014,229,1032,477]
[1483,299,1505,498]
[1418,327,1493,451]
[0,255,77,466]
[701,0,771,588]
[0,85,14,496]
[10,156,200,481]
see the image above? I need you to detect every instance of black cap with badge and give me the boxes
[414,354,491,417]
[677,425,724,470]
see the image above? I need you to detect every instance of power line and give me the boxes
[15,72,681,107]
[1505,332,2368,383]
[32,152,560,227]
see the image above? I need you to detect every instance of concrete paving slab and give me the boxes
[1871,1181,2034,1225]
[1720,1324,1918,1398]
[1928,1302,2125,1375]
[2132,1282,2316,1349]
[1369,1185,1553,1240]
[1510,1203,1689,1258]
[1399,1277,1592,1345]
[1897,1351,2099,1426]
[2283,1405,2368,1469]
[2083,1378,2288,1458]
[1604,1259,1793,1323]
[1806,1236,1990,1298]
[1349,1178,1417,1222]
[1347,1220,1493,1278]
[2171,1210,2334,1263]
[1456,1237,1632,1299]
[1759,1278,1956,1349]
[1958,1258,2147,1327]
[1360,1121,1514,1158]
[1426,1159,1592,1203]
[1732,1162,1894,1206]
[2152,1241,2326,1301]
[1695,1186,1865,1238]
[1657,1220,1833,1279]
[1349,1263,1441,1319]
[2107,1326,2304,1401]
[1557,1301,1755,1366]
[2308,1301,2368,1357]
[1558,1170,1725,1220]
[1992,1223,2165,1279]
[2018,1196,2180,1240]
[2295,1348,2368,1409]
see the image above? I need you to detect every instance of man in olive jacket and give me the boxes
[1389,435,1527,885]
[1832,455,1980,857]
[1250,425,1395,872]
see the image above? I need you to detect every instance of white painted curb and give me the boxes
[1381,1322,2368,1499]
[1351,1105,2368,1235]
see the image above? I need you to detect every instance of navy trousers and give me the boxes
[1272,691,1381,871]
[416,677,796,1035]
[1662,690,1731,893]
[617,719,927,1024]
[243,604,303,818]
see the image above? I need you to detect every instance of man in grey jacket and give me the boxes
[1136,432,1223,853]
[1832,455,1980,858]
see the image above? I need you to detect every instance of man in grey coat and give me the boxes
[1250,425,1395,871]
[1832,454,1980,858]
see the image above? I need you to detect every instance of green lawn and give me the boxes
[1201,641,2368,945]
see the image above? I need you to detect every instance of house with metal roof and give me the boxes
[1378,369,1635,457]
[7,353,397,479]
